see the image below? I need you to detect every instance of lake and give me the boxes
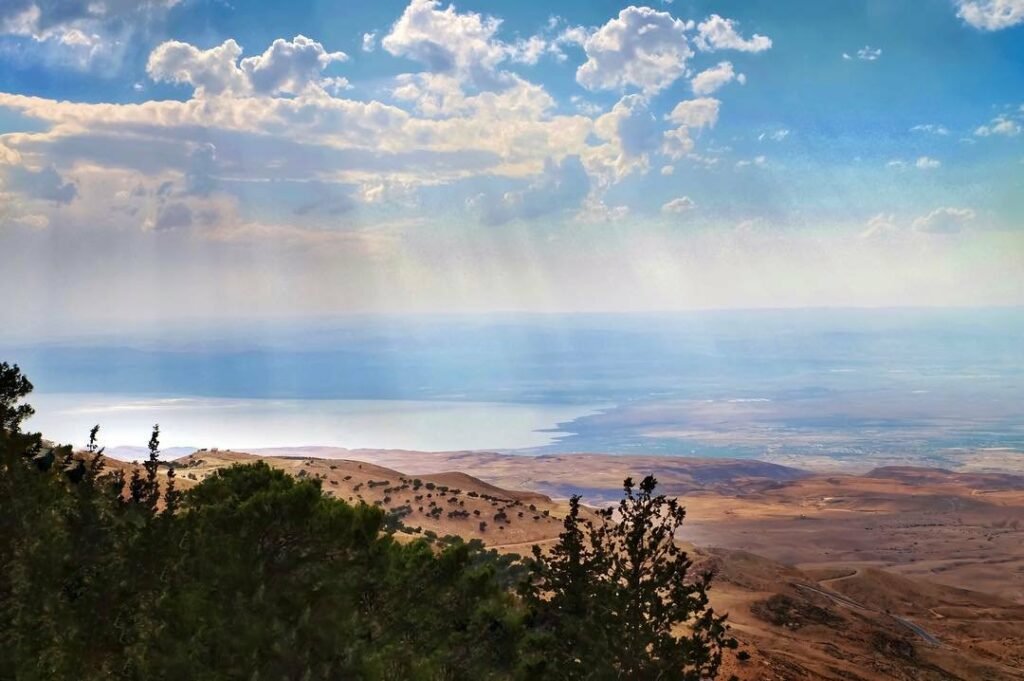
[6,309,1024,470]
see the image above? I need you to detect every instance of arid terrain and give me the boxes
[148,448,1024,680]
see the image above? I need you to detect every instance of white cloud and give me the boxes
[915,156,941,169]
[860,212,897,239]
[0,0,180,39]
[843,46,881,61]
[690,61,740,95]
[736,155,767,168]
[381,0,538,87]
[362,31,377,52]
[694,14,771,53]
[240,36,348,95]
[886,159,907,169]
[956,0,1024,30]
[0,0,180,70]
[147,36,347,97]
[575,6,694,95]
[146,39,249,96]
[665,97,720,129]
[758,129,789,142]
[910,124,950,136]
[975,113,1022,137]
[912,207,975,234]
[662,98,719,160]
[661,196,695,213]
[660,164,674,175]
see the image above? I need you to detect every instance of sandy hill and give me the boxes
[250,447,809,502]
[102,448,1024,679]
[173,450,578,548]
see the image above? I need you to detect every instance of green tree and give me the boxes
[521,476,735,680]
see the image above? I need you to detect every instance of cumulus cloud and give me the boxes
[662,97,719,160]
[240,36,348,95]
[147,35,347,97]
[362,31,377,52]
[915,156,941,169]
[956,0,1024,30]
[661,196,695,214]
[690,61,741,95]
[666,98,720,129]
[476,155,589,225]
[381,0,541,87]
[912,207,975,234]
[694,14,771,53]
[575,6,694,95]
[593,94,661,176]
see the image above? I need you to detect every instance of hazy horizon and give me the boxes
[7,308,1023,474]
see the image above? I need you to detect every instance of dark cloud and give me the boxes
[1,163,77,203]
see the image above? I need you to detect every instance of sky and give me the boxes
[1,0,1023,335]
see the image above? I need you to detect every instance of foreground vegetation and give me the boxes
[0,362,734,680]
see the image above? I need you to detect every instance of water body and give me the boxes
[26,394,601,453]
[5,309,1024,469]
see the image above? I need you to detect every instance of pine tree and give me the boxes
[522,476,735,680]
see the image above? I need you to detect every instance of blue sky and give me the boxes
[0,0,1022,333]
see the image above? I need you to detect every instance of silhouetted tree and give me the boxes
[521,476,735,680]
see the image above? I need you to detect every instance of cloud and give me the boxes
[0,162,77,203]
[591,94,661,178]
[910,124,950,136]
[240,36,348,95]
[575,6,694,95]
[912,207,975,234]
[661,196,695,214]
[860,212,897,239]
[758,129,789,142]
[842,46,881,61]
[956,0,1024,30]
[0,0,180,70]
[915,156,941,169]
[147,35,347,97]
[362,31,377,52]
[153,201,193,230]
[690,61,741,95]
[475,155,589,225]
[694,14,771,53]
[381,0,539,87]
[975,113,1022,137]
[662,97,719,160]
[0,0,179,38]
[736,155,767,168]
[665,97,720,128]
[660,164,674,175]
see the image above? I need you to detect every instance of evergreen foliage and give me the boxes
[0,362,732,680]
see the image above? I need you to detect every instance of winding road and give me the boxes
[791,582,942,646]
